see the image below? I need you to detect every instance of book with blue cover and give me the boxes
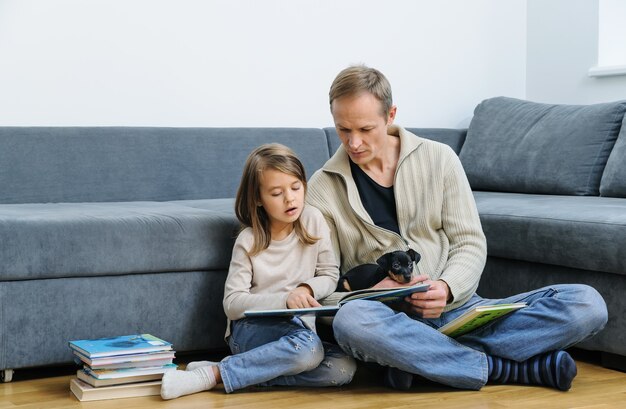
[72,350,176,367]
[68,334,173,359]
[244,283,430,317]
[85,357,174,370]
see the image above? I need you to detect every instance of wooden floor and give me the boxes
[2,350,626,409]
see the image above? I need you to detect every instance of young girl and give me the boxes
[161,143,356,399]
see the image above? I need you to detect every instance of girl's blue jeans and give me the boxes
[219,316,356,393]
[332,284,607,390]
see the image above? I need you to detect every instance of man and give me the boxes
[306,65,608,391]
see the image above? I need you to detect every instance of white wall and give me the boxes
[526,0,626,104]
[0,0,526,128]
[598,0,626,67]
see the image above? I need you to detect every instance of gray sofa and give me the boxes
[1,97,626,381]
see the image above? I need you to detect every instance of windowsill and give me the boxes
[588,64,626,78]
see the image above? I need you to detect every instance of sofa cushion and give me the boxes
[0,127,330,204]
[474,191,626,276]
[460,97,626,196]
[406,128,467,155]
[600,115,626,197]
[0,271,228,368]
[0,199,237,281]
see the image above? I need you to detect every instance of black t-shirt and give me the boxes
[349,159,400,235]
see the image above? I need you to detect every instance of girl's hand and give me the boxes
[287,285,322,309]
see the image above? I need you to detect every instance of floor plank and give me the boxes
[2,351,626,409]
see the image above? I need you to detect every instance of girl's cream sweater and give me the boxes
[223,205,338,337]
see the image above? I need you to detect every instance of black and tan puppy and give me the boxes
[337,249,421,292]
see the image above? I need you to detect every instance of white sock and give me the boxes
[185,360,218,371]
[160,366,217,400]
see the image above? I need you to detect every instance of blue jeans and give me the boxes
[219,316,356,393]
[333,284,607,390]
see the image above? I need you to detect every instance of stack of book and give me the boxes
[68,334,177,401]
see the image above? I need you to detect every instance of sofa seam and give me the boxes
[479,212,626,227]
[323,127,334,158]
[0,285,5,369]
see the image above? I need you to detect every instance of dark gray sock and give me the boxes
[487,350,577,391]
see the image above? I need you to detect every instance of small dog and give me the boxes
[337,249,421,292]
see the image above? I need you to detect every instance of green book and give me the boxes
[439,302,527,338]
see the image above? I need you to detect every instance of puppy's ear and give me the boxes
[376,252,393,270]
[407,249,421,263]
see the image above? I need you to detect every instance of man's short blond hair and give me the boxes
[329,65,393,117]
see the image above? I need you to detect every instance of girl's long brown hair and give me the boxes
[235,143,319,256]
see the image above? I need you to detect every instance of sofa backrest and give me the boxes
[459,97,626,196]
[0,127,331,204]
[600,115,626,198]
[324,127,467,155]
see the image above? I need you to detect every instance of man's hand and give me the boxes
[404,278,451,319]
[286,285,322,309]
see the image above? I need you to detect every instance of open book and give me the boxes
[439,302,527,338]
[244,283,430,317]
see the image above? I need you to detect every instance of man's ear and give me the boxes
[376,253,393,270]
[387,105,397,126]
[407,249,420,263]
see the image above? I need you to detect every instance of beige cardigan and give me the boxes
[306,125,486,310]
